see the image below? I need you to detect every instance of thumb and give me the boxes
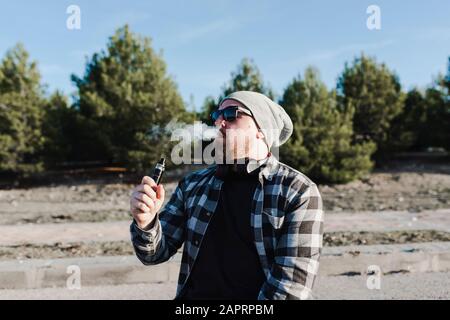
[156,184,165,201]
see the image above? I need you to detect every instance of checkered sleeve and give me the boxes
[258,183,324,300]
[130,180,186,265]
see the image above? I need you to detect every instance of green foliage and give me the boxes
[437,58,450,151]
[337,54,404,159]
[71,25,189,172]
[199,58,274,125]
[387,88,427,152]
[422,82,449,150]
[444,57,450,94]
[1,33,447,182]
[280,67,375,184]
[222,57,274,98]
[388,69,450,153]
[41,91,78,166]
[0,44,45,174]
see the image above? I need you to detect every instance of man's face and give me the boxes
[213,99,262,162]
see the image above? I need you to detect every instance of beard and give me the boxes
[214,129,252,164]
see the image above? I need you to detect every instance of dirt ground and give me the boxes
[1,159,448,299]
[0,160,449,260]
[320,160,450,213]
[2,229,450,261]
[0,161,449,226]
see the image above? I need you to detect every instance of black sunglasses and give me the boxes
[210,106,252,123]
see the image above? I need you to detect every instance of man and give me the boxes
[129,91,323,300]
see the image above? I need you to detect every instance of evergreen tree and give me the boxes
[41,91,77,166]
[337,54,404,159]
[71,25,189,171]
[423,81,449,151]
[444,57,450,94]
[0,43,45,174]
[386,57,450,154]
[440,57,450,151]
[199,58,274,125]
[387,88,427,152]
[280,67,375,183]
[222,57,274,98]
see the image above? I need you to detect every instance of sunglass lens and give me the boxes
[223,108,238,122]
[211,110,220,122]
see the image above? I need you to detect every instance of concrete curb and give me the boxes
[0,242,449,290]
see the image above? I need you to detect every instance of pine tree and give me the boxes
[222,57,274,98]
[41,91,76,166]
[71,25,189,171]
[337,54,404,160]
[199,58,274,125]
[0,43,45,174]
[423,80,449,151]
[280,67,375,184]
[444,57,450,94]
[387,88,428,152]
[441,57,450,151]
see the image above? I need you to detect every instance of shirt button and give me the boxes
[194,240,199,246]
[206,212,211,216]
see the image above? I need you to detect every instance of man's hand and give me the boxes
[130,176,165,230]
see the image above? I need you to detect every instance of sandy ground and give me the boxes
[2,229,450,261]
[0,162,448,299]
[1,271,449,300]
[321,165,450,212]
[0,163,449,227]
[0,161,449,271]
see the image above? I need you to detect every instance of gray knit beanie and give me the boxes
[219,91,293,149]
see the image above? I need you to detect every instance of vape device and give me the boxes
[151,157,165,185]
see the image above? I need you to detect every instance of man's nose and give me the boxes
[214,116,227,128]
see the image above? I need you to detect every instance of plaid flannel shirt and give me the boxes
[130,155,324,300]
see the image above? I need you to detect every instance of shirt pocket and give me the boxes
[262,208,285,229]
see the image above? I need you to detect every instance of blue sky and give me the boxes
[1,0,449,110]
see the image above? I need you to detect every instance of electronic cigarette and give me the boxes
[151,157,165,185]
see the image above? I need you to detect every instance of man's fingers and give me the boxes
[133,193,155,210]
[141,176,157,188]
[131,198,151,213]
[130,179,165,220]
[136,200,149,213]
[156,184,165,200]
[135,184,156,199]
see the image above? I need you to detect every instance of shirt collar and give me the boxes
[213,154,279,182]
[247,154,279,181]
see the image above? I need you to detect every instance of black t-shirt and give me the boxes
[179,162,266,300]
